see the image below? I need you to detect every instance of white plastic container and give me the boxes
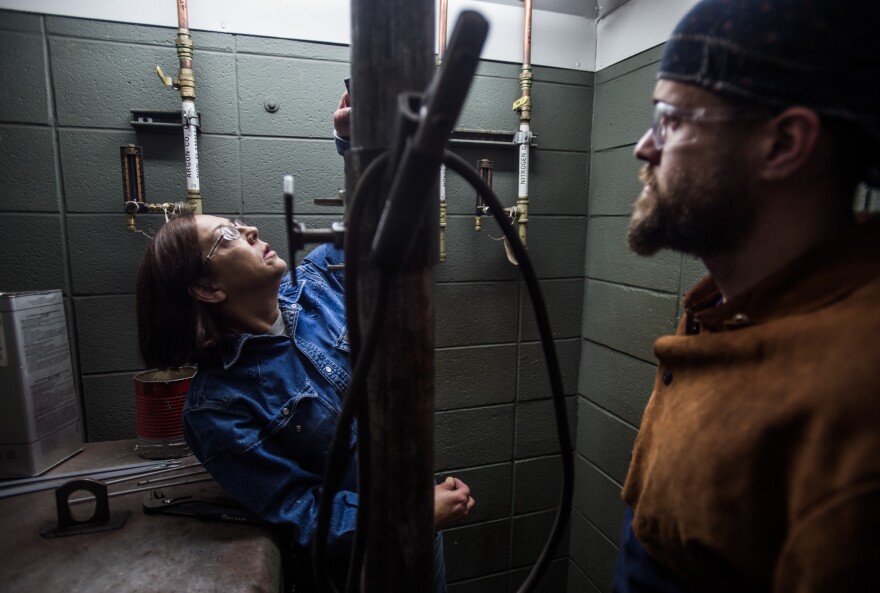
[0,290,83,477]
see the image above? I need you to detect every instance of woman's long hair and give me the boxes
[135,214,225,368]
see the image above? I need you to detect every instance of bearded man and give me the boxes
[614,1,880,592]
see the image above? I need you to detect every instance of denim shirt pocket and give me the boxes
[267,381,351,476]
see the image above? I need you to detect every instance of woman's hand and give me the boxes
[434,476,475,531]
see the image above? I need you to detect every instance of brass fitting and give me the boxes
[175,31,196,100]
[185,189,202,215]
[516,198,528,247]
[513,67,533,123]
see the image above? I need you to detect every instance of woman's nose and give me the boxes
[241,225,259,243]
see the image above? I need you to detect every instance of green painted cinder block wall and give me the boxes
[0,9,594,592]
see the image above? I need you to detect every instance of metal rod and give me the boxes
[69,476,214,505]
[136,468,208,485]
[103,461,203,486]
[438,0,450,262]
[0,461,180,499]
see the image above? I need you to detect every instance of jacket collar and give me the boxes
[683,216,880,334]
[218,274,304,369]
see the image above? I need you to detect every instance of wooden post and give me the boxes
[347,0,436,591]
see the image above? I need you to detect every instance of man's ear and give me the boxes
[757,106,822,182]
[189,279,227,304]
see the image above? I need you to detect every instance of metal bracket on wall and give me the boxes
[130,109,203,132]
[449,128,537,149]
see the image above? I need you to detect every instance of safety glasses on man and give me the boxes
[651,101,766,150]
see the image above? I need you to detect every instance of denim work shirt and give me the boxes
[183,243,357,558]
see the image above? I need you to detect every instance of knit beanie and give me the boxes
[658,0,880,186]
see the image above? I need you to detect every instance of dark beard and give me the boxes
[627,163,754,258]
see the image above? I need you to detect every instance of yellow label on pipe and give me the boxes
[512,96,530,110]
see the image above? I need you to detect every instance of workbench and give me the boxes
[0,440,286,593]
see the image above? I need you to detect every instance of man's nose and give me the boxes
[634,129,660,164]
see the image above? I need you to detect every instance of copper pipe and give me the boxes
[523,0,532,68]
[439,0,449,58]
[177,0,189,30]
[515,0,533,123]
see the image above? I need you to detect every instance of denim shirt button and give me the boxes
[282,406,290,416]
[324,365,333,374]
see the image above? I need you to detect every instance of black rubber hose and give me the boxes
[444,150,575,593]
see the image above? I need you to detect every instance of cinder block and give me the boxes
[572,456,625,544]
[592,65,656,151]
[61,130,241,214]
[436,344,517,410]
[589,146,643,216]
[238,55,350,138]
[0,10,42,32]
[241,137,346,214]
[522,218,588,279]
[532,82,592,153]
[50,37,237,133]
[514,456,562,514]
[585,216,680,292]
[236,35,349,62]
[74,294,139,374]
[510,557,569,593]
[511,510,570,567]
[529,150,590,217]
[437,216,522,283]
[458,74,522,132]
[566,560,603,593]
[435,282,519,348]
[578,341,655,428]
[0,214,65,291]
[435,405,514,470]
[0,31,48,124]
[444,519,511,582]
[521,278,585,341]
[576,399,637,484]
[81,372,138,441]
[518,338,580,401]
[67,214,155,295]
[581,279,678,362]
[568,510,620,592]
[47,17,234,51]
[0,126,57,211]
[448,572,509,593]
[514,396,577,459]
[595,44,664,85]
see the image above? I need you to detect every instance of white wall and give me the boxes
[0,0,698,71]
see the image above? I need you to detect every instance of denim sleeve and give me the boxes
[334,132,351,156]
[300,243,346,294]
[184,386,358,556]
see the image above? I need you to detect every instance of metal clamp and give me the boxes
[41,479,130,538]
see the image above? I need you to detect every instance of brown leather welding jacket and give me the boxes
[621,216,880,593]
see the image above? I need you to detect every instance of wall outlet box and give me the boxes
[0,290,83,477]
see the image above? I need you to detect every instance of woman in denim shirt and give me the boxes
[136,213,474,591]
